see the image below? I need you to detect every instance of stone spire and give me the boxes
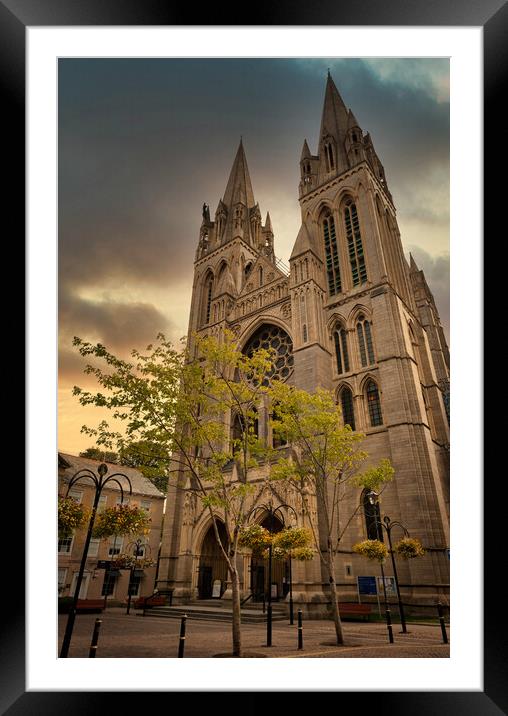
[264,212,272,233]
[409,252,420,273]
[319,72,349,147]
[222,138,256,209]
[318,72,350,177]
[300,139,311,160]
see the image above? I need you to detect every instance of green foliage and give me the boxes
[352,539,389,563]
[58,496,90,537]
[118,440,169,495]
[394,536,426,559]
[79,447,118,463]
[92,504,151,539]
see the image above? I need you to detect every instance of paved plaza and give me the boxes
[58,607,450,659]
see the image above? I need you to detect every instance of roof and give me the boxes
[58,452,165,499]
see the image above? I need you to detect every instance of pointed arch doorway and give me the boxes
[250,513,289,602]
[197,521,229,599]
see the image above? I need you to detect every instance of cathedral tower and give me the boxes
[158,73,450,612]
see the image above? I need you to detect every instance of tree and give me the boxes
[79,446,118,463]
[72,330,280,657]
[268,382,394,645]
[118,440,169,495]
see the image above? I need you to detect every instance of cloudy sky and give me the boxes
[58,58,450,454]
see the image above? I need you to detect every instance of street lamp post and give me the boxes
[125,537,151,615]
[246,499,298,646]
[367,491,410,634]
[59,463,132,658]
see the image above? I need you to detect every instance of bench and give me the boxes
[76,599,104,613]
[338,602,372,621]
[134,595,167,609]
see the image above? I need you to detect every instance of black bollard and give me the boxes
[385,608,394,644]
[88,618,102,658]
[437,603,449,644]
[178,615,187,658]
[297,609,303,650]
[267,604,273,647]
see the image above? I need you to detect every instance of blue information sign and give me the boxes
[357,576,378,596]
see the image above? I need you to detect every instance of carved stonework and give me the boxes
[281,302,291,318]
[230,323,241,337]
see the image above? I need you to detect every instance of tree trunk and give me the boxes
[327,552,345,645]
[230,565,242,657]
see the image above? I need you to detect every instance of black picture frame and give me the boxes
[10,0,496,712]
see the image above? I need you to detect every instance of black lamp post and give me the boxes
[246,500,298,646]
[367,490,409,634]
[367,491,393,643]
[125,538,151,615]
[59,463,132,658]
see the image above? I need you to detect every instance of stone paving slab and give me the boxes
[58,607,450,659]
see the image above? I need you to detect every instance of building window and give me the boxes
[357,315,375,367]
[68,489,83,504]
[259,267,263,286]
[363,490,383,541]
[303,324,308,343]
[322,212,341,296]
[141,500,151,513]
[344,202,367,286]
[58,534,73,554]
[333,327,350,374]
[108,536,124,556]
[97,495,107,513]
[340,386,356,431]
[101,572,117,597]
[58,568,67,594]
[88,538,101,558]
[128,574,142,597]
[366,380,383,427]
[243,324,294,385]
[202,272,214,325]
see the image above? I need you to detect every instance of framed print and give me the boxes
[9,0,499,711]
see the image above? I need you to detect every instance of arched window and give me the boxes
[333,326,350,374]
[362,490,383,541]
[356,315,375,366]
[202,272,214,325]
[259,266,263,286]
[324,142,335,172]
[365,379,383,427]
[322,211,341,296]
[344,201,367,286]
[244,262,253,282]
[243,324,294,385]
[339,386,355,430]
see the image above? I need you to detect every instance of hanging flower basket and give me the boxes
[238,524,271,556]
[291,546,315,561]
[110,553,156,570]
[272,527,312,551]
[352,539,389,563]
[394,536,426,559]
[58,497,90,537]
[92,504,151,539]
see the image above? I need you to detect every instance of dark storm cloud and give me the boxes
[59,290,171,379]
[59,58,449,344]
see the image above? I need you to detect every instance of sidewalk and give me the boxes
[58,607,450,658]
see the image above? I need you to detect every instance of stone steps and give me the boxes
[143,600,288,624]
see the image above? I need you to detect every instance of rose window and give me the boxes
[243,324,294,385]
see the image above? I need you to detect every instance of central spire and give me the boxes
[222,138,256,209]
[319,72,349,146]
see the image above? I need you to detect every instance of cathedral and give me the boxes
[157,72,450,615]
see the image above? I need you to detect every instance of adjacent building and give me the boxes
[58,453,165,605]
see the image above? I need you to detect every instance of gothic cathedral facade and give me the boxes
[157,72,450,614]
